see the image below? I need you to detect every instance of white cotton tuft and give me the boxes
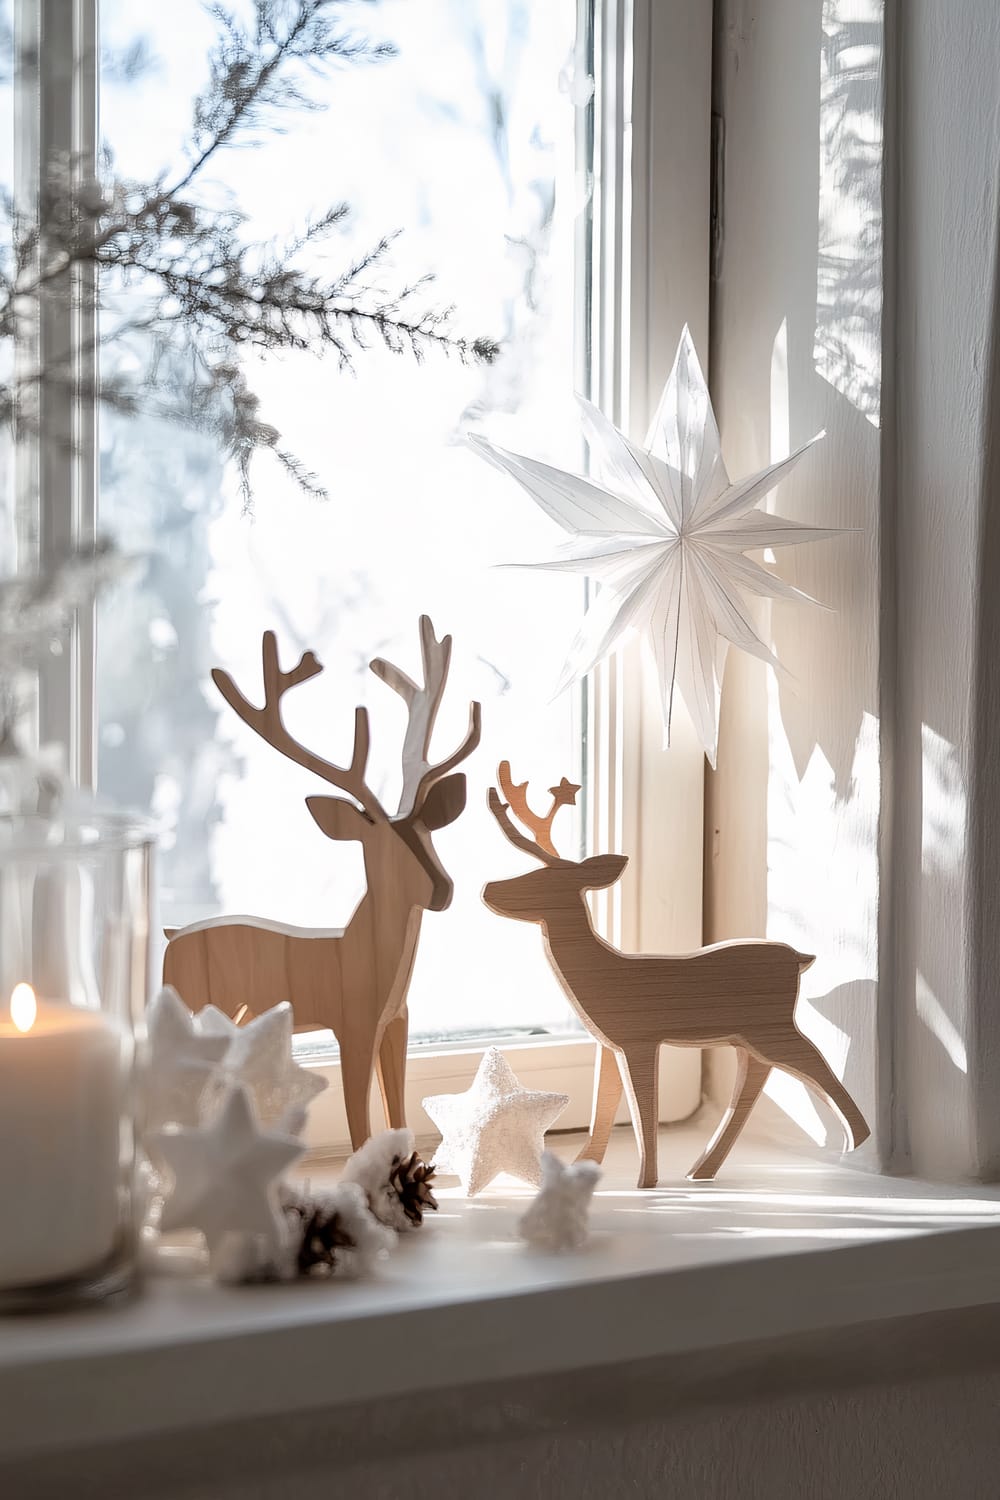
[342,1127,418,1233]
[517,1151,601,1251]
[329,1180,397,1272]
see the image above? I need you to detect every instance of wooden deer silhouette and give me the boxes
[163,618,481,1149]
[482,764,870,1186]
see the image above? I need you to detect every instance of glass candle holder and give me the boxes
[0,810,155,1310]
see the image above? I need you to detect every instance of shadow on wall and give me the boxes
[770,0,882,790]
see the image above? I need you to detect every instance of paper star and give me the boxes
[200,1001,327,1132]
[423,1047,568,1196]
[471,326,846,766]
[142,986,230,1133]
[151,1084,304,1250]
[518,1152,601,1251]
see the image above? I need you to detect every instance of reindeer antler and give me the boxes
[497,760,580,858]
[487,788,563,867]
[213,632,387,819]
[371,615,482,818]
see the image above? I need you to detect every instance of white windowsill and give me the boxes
[5,1116,1000,1462]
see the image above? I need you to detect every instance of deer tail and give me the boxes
[796,951,816,972]
[163,927,179,941]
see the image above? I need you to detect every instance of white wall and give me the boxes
[707,0,884,1158]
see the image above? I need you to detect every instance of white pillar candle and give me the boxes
[0,984,124,1290]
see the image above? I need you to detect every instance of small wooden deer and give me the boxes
[163,617,480,1149]
[482,764,870,1186]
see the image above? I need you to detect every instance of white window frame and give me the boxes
[16,0,713,1152]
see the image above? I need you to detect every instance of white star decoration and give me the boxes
[150,1084,303,1251]
[470,326,846,766]
[518,1152,601,1252]
[199,1001,327,1132]
[142,986,230,1135]
[423,1047,568,1196]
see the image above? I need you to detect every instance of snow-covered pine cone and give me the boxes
[343,1127,439,1232]
[212,1180,394,1284]
[283,1187,357,1275]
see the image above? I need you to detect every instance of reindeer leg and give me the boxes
[757,1030,871,1152]
[575,1044,622,1165]
[376,1007,409,1130]
[618,1045,660,1189]
[687,1049,771,1181]
[341,1037,378,1152]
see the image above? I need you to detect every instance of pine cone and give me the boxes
[281,1187,356,1276]
[388,1150,439,1226]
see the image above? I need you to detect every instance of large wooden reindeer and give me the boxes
[163,618,480,1149]
[482,764,869,1186]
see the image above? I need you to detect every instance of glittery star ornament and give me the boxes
[150,1083,304,1251]
[423,1047,568,1196]
[518,1152,601,1251]
[141,986,230,1134]
[200,1001,327,1132]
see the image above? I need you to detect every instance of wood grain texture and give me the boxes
[483,773,870,1186]
[163,619,480,1149]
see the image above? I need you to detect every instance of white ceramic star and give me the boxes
[518,1151,601,1251]
[199,1001,327,1132]
[423,1047,568,1196]
[471,326,847,766]
[142,986,230,1134]
[150,1084,304,1251]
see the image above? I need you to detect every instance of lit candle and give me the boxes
[0,983,124,1290]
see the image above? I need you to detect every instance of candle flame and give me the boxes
[10,982,37,1034]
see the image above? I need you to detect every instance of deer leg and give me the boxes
[575,1044,623,1165]
[687,1049,771,1181]
[341,1037,378,1152]
[376,1007,409,1130]
[754,1030,871,1152]
[618,1045,661,1189]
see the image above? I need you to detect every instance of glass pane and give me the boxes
[96,0,591,1043]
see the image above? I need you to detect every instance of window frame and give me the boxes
[16,0,713,1148]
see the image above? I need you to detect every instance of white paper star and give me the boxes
[150,1084,304,1251]
[142,986,230,1135]
[470,326,846,766]
[423,1047,568,1196]
[518,1152,601,1251]
[199,1001,327,1132]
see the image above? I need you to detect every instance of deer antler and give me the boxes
[487,788,562,867]
[497,761,580,858]
[371,615,482,817]
[213,631,387,820]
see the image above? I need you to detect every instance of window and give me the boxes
[94,0,589,1046]
[6,0,709,1143]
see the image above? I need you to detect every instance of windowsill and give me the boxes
[5,1115,1000,1461]
[299,1036,702,1152]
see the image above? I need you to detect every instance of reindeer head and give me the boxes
[212,618,481,914]
[482,762,628,922]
